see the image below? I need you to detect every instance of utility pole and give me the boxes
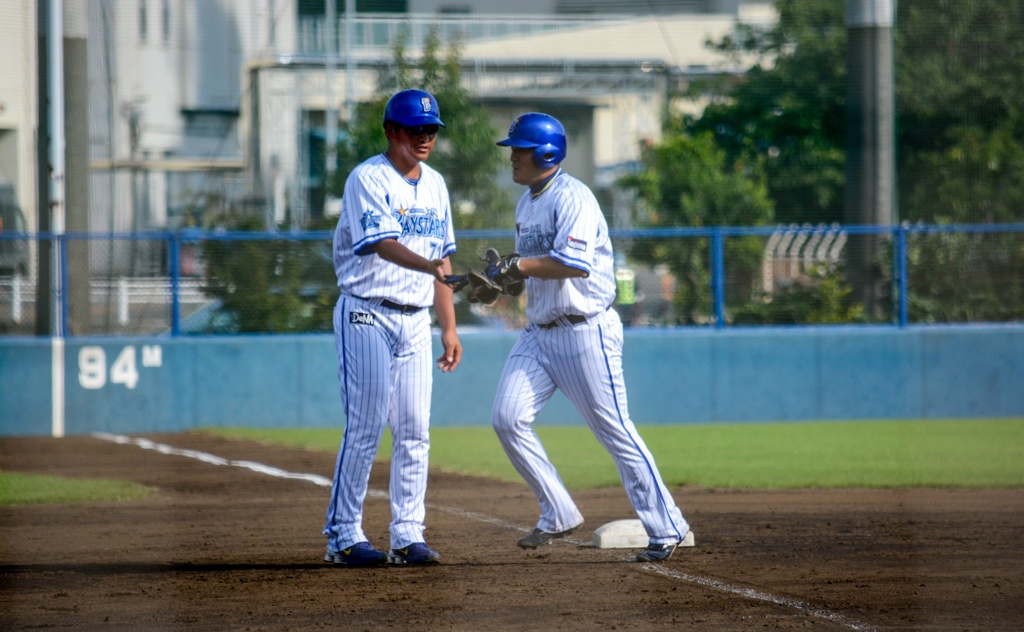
[45,0,67,339]
[40,0,68,437]
[344,0,355,125]
[844,0,896,318]
[35,0,53,336]
[324,0,337,221]
[64,0,91,333]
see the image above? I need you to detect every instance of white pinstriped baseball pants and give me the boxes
[492,308,689,545]
[324,296,434,551]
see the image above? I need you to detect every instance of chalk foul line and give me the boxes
[93,432,877,632]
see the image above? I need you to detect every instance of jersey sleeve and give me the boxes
[345,168,402,256]
[549,182,599,276]
[439,181,457,259]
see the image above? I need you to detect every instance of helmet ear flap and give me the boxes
[498,112,567,167]
[532,143,565,169]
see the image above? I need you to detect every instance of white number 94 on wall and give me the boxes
[78,345,162,390]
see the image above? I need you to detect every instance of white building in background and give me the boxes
[4,0,774,273]
[0,1,37,275]
[250,1,772,227]
[87,1,298,234]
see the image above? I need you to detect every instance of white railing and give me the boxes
[0,274,28,323]
[296,14,618,55]
[0,276,209,326]
[762,224,847,294]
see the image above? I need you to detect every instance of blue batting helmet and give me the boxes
[496,112,567,169]
[383,89,446,128]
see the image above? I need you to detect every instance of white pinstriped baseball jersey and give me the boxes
[324,151,455,554]
[513,170,617,325]
[493,167,689,549]
[333,153,456,307]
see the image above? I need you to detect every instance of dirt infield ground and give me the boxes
[2,432,1023,631]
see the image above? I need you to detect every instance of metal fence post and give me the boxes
[58,234,69,338]
[118,276,129,325]
[895,224,908,327]
[170,232,181,337]
[711,228,726,328]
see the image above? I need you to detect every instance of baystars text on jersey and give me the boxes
[395,206,446,240]
[516,223,556,258]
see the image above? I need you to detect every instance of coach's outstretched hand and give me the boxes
[443,274,469,292]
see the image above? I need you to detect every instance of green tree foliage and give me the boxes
[623,0,859,325]
[330,28,510,233]
[897,0,1024,223]
[195,211,334,334]
[686,0,847,225]
[732,265,865,325]
[905,231,1024,323]
[689,0,1024,227]
[673,0,1024,324]
[618,127,773,324]
[905,124,1024,225]
[895,1,1024,322]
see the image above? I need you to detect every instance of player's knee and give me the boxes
[491,411,508,433]
[491,407,516,434]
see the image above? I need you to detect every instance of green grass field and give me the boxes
[3,419,1022,506]
[205,418,1024,489]
[0,471,153,506]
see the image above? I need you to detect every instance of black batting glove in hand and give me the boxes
[477,247,525,298]
[495,254,524,284]
[482,249,523,286]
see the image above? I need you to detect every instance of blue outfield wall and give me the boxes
[1,325,1022,437]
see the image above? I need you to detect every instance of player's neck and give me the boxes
[529,168,560,198]
[383,150,422,181]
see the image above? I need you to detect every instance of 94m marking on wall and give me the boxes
[79,345,162,390]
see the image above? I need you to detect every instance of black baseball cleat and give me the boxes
[389,542,441,565]
[516,524,581,549]
[324,542,389,566]
[635,542,678,562]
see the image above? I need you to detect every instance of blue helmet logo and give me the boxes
[383,89,446,127]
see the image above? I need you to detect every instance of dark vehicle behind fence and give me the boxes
[0,185,29,276]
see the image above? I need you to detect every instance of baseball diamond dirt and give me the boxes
[1,432,1022,631]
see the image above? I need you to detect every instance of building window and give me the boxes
[138,0,148,43]
[297,0,407,16]
[161,0,170,44]
[268,0,277,46]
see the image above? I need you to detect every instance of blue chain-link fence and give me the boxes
[3,223,1023,337]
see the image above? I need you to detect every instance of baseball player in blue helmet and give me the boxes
[322,88,461,566]
[383,88,446,129]
[490,112,691,562]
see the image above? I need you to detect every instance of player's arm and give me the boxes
[372,238,447,283]
[514,255,588,280]
[524,185,596,280]
[432,257,462,373]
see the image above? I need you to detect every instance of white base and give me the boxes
[592,519,696,549]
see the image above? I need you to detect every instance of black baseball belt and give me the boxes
[352,295,425,314]
[380,299,425,314]
[538,314,588,329]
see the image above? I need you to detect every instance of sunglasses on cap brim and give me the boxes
[400,124,440,136]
